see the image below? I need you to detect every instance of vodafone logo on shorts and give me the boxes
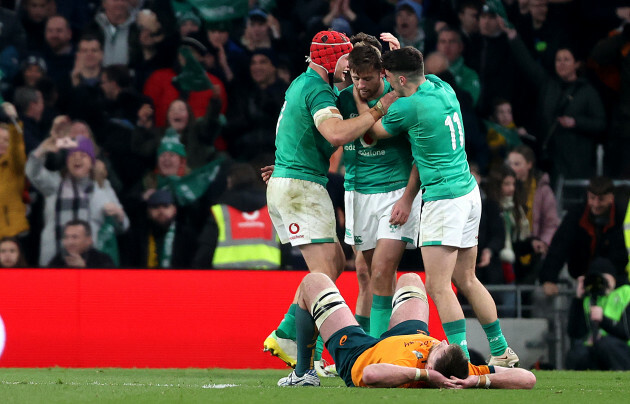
[289,223,300,234]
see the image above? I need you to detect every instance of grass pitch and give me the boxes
[1,368,628,404]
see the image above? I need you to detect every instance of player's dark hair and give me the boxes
[349,32,382,52]
[382,47,424,79]
[348,45,382,74]
[433,345,469,380]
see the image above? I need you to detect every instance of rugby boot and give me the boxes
[277,369,320,387]
[487,347,520,367]
[314,359,337,378]
[263,330,297,368]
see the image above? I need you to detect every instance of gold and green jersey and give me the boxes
[381,74,476,201]
[338,80,413,194]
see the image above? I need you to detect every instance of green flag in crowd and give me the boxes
[172,47,213,92]
[173,0,249,22]
[97,215,121,266]
[484,120,523,149]
[158,156,226,206]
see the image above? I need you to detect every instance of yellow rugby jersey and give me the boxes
[351,334,490,387]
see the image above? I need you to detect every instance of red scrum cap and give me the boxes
[309,30,353,74]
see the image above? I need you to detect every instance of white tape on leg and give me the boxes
[310,288,348,330]
[391,286,428,316]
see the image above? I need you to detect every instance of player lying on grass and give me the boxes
[278,272,536,389]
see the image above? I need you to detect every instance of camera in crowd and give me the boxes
[583,272,609,300]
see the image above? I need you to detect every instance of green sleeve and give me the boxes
[381,99,409,137]
[306,85,337,118]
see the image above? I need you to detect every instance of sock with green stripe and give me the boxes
[313,335,324,362]
[443,319,470,359]
[355,314,370,333]
[294,306,318,377]
[276,304,297,340]
[482,320,508,357]
[369,294,393,338]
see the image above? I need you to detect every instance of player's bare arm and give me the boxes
[316,91,396,146]
[449,367,536,390]
[390,164,420,225]
[351,87,397,140]
[361,363,454,388]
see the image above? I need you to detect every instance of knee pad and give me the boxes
[392,286,428,316]
[310,288,348,330]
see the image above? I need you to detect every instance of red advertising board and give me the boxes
[0,269,444,368]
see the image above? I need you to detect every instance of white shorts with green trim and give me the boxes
[419,185,481,248]
[344,188,421,251]
[267,177,338,246]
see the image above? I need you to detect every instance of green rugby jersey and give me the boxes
[272,68,337,186]
[338,80,413,194]
[381,74,476,201]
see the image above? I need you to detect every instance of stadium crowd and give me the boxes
[0,1,629,358]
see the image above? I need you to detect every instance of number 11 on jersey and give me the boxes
[444,112,464,150]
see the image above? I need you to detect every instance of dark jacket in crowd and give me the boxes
[468,32,517,119]
[48,247,115,268]
[509,36,606,182]
[477,198,507,285]
[124,214,198,269]
[539,201,628,284]
[590,25,630,178]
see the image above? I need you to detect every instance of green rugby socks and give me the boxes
[482,320,508,357]
[276,304,297,340]
[443,319,470,359]
[369,294,392,337]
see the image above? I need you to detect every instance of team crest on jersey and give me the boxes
[354,235,363,244]
[412,350,424,359]
[389,224,399,233]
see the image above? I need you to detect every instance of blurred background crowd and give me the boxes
[0,0,628,287]
[0,0,629,370]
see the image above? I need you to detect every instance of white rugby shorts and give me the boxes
[267,177,338,246]
[344,187,421,251]
[419,185,481,248]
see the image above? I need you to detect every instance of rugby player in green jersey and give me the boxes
[354,46,519,367]
[338,34,421,339]
[262,30,397,374]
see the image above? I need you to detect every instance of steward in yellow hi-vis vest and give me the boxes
[210,204,281,269]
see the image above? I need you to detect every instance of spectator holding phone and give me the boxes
[26,131,129,266]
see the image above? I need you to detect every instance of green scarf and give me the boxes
[157,156,225,206]
[160,222,176,268]
[96,216,120,266]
